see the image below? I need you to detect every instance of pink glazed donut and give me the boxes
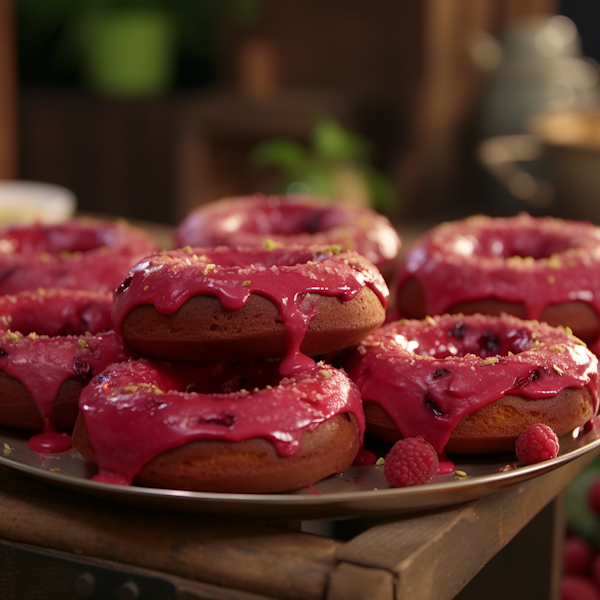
[344,313,599,454]
[0,218,158,294]
[73,359,364,493]
[0,289,131,453]
[174,194,402,281]
[396,213,600,356]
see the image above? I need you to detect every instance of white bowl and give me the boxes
[0,181,77,225]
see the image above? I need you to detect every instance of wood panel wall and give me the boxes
[0,0,17,180]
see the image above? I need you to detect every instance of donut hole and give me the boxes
[200,246,336,270]
[0,290,114,337]
[242,203,328,235]
[174,360,285,395]
[407,319,535,360]
[199,201,349,237]
[449,227,574,260]
[0,224,110,256]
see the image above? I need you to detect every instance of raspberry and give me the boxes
[589,478,600,515]
[561,576,600,600]
[515,423,559,465]
[564,535,594,576]
[591,553,600,589]
[383,436,439,487]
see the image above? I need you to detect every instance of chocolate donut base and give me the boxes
[121,288,386,361]
[398,277,600,345]
[364,387,596,454]
[73,413,361,493]
[0,371,82,431]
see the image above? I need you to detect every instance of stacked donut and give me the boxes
[343,212,600,465]
[0,218,158,452]
[72,232,391,492]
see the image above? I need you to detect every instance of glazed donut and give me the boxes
[344,313,599,454]
[174,194,402,281]
[0,217,158,294]
[0,289,131,453]
[73,359,364,493]
[112,244,388,376]
[396,213,600,355]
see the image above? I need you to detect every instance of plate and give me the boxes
[1,425,599,520]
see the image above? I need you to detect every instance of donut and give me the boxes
[112,244,389,376]
[343,313,599,454]
[73,359,364,493]
[396,213,600,355]
[0,289,132,453]
[174,194,402,281]
[0,217,158,294]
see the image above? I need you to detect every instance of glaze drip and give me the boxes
[112,245,389,376]
[0,289,131,452]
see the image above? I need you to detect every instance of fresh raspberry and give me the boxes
[383,436,439,487]
[588,478,600,515]
[515,423,559,465]
[564,535,594,576]
[561,575,600,600]
[591,553,600,589]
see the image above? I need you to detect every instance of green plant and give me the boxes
[250,117,395,213]
[16,0,262,87]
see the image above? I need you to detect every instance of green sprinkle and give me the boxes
[323,244,341,255]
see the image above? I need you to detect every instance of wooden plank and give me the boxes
[0,467,339,600]
[326,563,394,600]
[455,496,562,599]
[0,538,275,600]
[336,449,600,600]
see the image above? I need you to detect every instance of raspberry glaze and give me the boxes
[77,359,365,486]
[344,313,599,453]
[0,289,131,452]
[396,214,600,354]
[174,194,402,276]
[112,245,389,376]
[0,218,158,294]
[0,288,114,335]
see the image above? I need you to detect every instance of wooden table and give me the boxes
[0,444,597,600]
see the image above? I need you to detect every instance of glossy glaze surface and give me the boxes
[345,313,599,452]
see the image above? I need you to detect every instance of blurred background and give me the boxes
[2,0,600,226]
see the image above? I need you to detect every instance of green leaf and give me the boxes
[312,118,371,161]
[363,166,395,213]
[249,139,309,174]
